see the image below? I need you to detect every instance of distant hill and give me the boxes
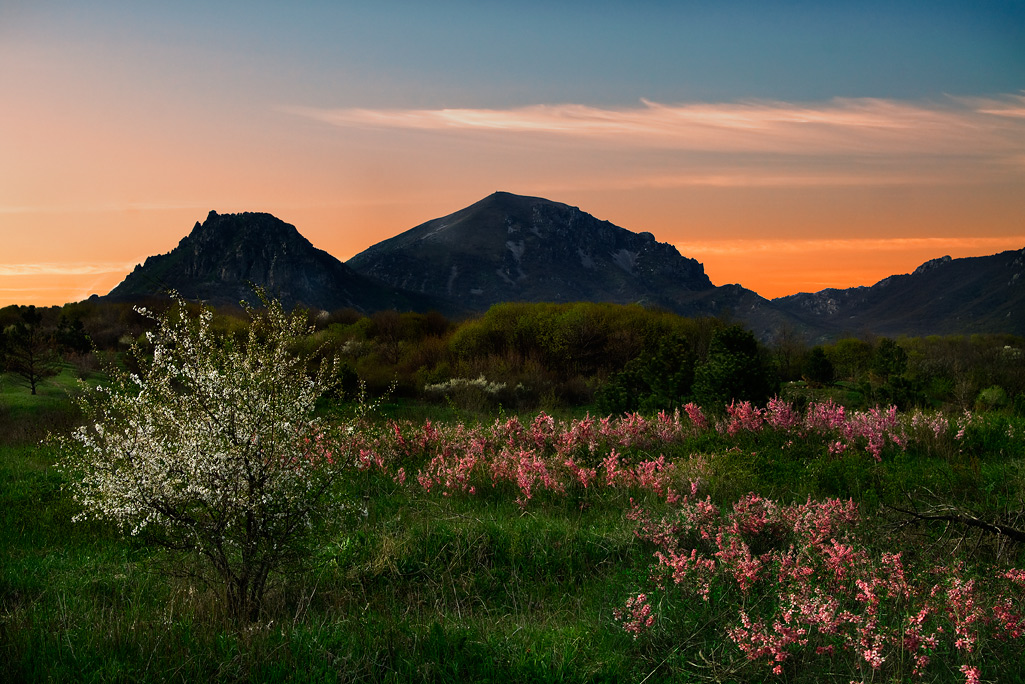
[106,210,451,314]
[773,249,1025,339]
[345,191,801,335]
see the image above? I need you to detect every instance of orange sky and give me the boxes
[3,98,1023,307]
[2,4,1024,308]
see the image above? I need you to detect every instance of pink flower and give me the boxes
[684,402,707,430]
[613,593,656,638]
[960,664,980,684]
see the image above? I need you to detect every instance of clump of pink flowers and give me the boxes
[344,401,988,510]
[613,593,656,638]
[338,400,1018,680]
[720,398,911,462]
[624,492,1024,682]
[354,409,710,507]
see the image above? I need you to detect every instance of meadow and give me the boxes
[3,298,1025,682]
[3,359,1025,683]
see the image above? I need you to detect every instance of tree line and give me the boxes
[3,298,1024,414]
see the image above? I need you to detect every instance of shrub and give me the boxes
[693,325,776,410]
[58,293,349,621]
[976,385,1008,412]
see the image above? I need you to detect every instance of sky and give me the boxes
[2,0,1024,307]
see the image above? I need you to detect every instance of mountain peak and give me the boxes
[106,211,447,313]
[184,210,306,247]
[347,191,713,309]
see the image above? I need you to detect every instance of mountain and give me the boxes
[106,210,450,313]
[346,192,802,336]
[349,191,708,306]
[102,198,1024,342]
[773,249,1025,339]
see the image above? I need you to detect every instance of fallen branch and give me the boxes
[888,504,1025,544]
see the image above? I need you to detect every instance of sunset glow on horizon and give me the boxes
[2,1,1024,308]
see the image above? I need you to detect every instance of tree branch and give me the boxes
[888,503,1025,544]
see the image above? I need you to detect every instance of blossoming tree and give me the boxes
[59,293,345,620]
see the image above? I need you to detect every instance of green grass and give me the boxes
[0,439,649,683]
[0,366,99,446]
[3,389,1025,682]
[0,364,95,403]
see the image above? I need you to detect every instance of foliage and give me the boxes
[625,493,1025,681]
[5,390,1025,681]
[3,305,62,395]
[56,293,350,621]
[55,314,92,356]
[9,295,1025,679]
[693,325,775,410]
[825,338,875,382]
[595,333,696,415]
[21,296,1025,415]
[802,346,834,386]
[976,385,1008,412]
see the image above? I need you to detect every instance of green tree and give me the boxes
[55,314,92,356]
[692,325,775,410]
[826,338,874,382]
[595,334,695,415]
[802,346,835,386]
[771,322,807,382]
[4,306,61,395]
[872,338,908,380]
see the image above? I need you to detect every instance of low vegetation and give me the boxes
[2,297,1025,682]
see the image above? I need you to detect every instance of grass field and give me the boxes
[3,371,1025,682]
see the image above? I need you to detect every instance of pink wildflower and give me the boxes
[613,593,656,638]
[960,664,981,684]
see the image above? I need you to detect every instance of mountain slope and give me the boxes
[346,191,810,337]
[774,249,1025,338]
[101,199,1024,341]
[107,210,448,313]
[347,191,717,308]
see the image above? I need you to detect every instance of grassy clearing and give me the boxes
[0,367,93,446]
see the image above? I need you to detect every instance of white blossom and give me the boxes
[58,290,348,620]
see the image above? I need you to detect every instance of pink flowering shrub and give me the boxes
[722,400,765,436]
[347,402,997,513]
[354,410,712,506]
[704,397,912,462]
[624,493,1025,681]
[335,402,1022,680]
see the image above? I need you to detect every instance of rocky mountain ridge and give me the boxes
[772,248,1025,338]
[347,191,715,309]
[106,210,449,314]
[103,195,1025,340]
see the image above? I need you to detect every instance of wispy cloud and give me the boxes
[673,236,1025,256]
[284,94,1025,158]
[970,93,1025,119]
[0,262,137,276]
[595,171,963,189]
[0,201,215,215]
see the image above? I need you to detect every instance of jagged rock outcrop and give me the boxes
[107,210,449,313]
